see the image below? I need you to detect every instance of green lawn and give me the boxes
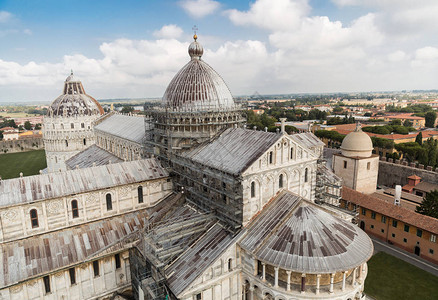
[365,252,438,300]
[0,112,40,118]
[0,150,47,179]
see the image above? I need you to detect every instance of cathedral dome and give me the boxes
[48,71,104,117]
[341,123,373,157]
[162,35,236,112]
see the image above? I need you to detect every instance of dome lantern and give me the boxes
[188,34,204,60]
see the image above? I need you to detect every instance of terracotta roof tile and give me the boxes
[342,186,438,235]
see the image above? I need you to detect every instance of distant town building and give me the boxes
[0,127,19,140]
[383,114,425,129]
[402,175,438,198]
[342,187,438,265]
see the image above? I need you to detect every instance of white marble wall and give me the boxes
[0,179,172,243]
[43,114,100,172]
[0,251,131,300]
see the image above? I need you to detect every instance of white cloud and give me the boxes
[0,11,13,23]
[387,50,408,62]
[1,1,438,101]
[23,29,32,35]
[153,24,183,39]
[227,0,310,31]
[179,0,220,18]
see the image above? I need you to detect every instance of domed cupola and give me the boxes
[162,35,236,112]
[188,34,204,59]
[48,71,104,117]
[340,123,373,157]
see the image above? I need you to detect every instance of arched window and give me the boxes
[304,168,308,182]
[83,138,86,146]
[106,193,112,211]
[138,186,143,203]
[71,200,79,218]
[30,209,39,228]
[228,258,232,271]
[279,174,284,188]
[71,123,74,129]
[65,140,68,147]
[81,123,85,129]
[290,147,294,159]
[61,123,64,129]
[251,181,256,198]
[269,151,273,164]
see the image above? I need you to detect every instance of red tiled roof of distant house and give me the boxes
[342,186,438,234]
[385,113,424,120]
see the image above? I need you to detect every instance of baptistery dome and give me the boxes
[341,123,373,157]
[162,35,236,112]
[48,71,104,117]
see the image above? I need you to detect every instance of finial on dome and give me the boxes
[354,122,362,132]
[188,27,203,60]
[70,69,73,75]
[192,25,198,41]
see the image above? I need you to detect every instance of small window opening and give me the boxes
[72,200,79,218]
[106,193,112,211]
[69,268,76,285]
[93,260,100,277]
[115,253,121,269]
[251,182,256,198]
[30,209,39,228]
[138,186,144,203]
[43,276,51,294]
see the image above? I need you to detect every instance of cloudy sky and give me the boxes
[0,0,437,102]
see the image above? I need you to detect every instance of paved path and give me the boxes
[371,236,438,277]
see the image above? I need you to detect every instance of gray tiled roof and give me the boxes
[239,191,373,273]
[94,114,145,144]
[165,223,234,296]
[290,132,324,149]
[182,128,281,175]
[66,144,123,169]
[0,159,168,208]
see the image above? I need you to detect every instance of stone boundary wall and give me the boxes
[0,137,44,154]
[378,157,438,187]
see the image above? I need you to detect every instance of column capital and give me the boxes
[316,274,321,278]
[301,273,306,278]
[286,270,292,274]
[274,266,279,271]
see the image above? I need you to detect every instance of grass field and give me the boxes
[365,252,438,300]
[0,150,47,179]
[0,112,40,118]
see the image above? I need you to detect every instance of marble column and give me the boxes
[274,267,279,288]
[262,263,266,282]
[301,273,306,294]
[316,274,321,295]
[352,268,357,286]
[286,270,291,291]
[329,273,334,294]
[342,271,347,291]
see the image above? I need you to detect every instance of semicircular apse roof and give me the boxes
[239,191,374,274]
